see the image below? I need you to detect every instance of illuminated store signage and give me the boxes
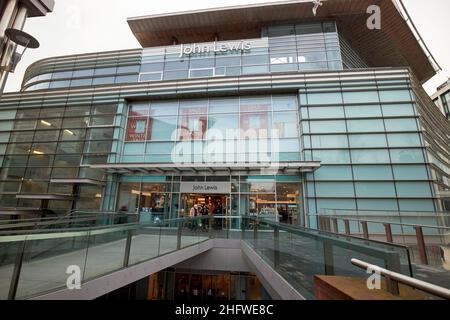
[179,41,251,58]
[180,182,231,194]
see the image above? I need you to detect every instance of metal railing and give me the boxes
[0,215,414,300]
[313,213,450,268]
[351,259,450,300]
[0,212,136,233]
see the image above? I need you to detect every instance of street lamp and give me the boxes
[2,28,39,73]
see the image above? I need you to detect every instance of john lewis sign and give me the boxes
[180,182,231,194]
[179,40,251,58]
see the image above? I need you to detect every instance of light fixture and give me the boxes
[40,120,52,126]
[33,150,44,155]
[3,28,40,73]
[64,129,74,135]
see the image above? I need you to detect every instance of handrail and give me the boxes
[0,215,414,300]
[258,216,412,251]
[322,208,450,215]
[0,213,133,231]
[351,259,450,300]
[0,211,129,224]
[314,214,450,231]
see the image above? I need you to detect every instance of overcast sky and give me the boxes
[4,0,450,94]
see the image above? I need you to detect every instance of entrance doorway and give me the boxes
[180,194,228,217]
[180,194,232,229]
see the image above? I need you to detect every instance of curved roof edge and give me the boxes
[127,0,437,83]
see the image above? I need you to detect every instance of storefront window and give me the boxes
[117,182,140,213]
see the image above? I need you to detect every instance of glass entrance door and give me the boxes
[180,193,231,230]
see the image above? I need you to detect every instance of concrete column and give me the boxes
[0,0,18,48]
[0,4,28,94]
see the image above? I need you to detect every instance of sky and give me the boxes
[4,0,450,94]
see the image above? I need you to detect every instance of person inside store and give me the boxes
[215,201,223,229]
[201,203,209,231]
[190,204,200,230]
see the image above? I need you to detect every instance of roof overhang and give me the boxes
[50,179,106,186]
[128,0,436,83]
[89,162,321,176]
[22,0,55,17]
[15,194,74,200]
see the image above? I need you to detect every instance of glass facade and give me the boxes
[300,81,437,226]
[23,22,368,92]
[116,175,303,225]
[0,103,119,212]
[1,18,446,225]
[122,95,300,163]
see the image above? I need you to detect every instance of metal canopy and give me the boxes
[89,162,321,176]
[15,194,74,201]
[49,179,106,186]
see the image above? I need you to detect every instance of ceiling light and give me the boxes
[40,120,51,126]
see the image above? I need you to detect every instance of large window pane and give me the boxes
[393,165,428,180]
[387,133,422,147]
[208,115,238,137]
[84,141,112,153]
[309,120,346,133]
[64,106,90,117]
[384,118,418,132]
[57,142,84,154]
[54,155,81,166]
[61,128,85,141]
[351,149,390,163]
[14,120,36,130]
[6,143,31,155]
[311,150,350,163]
[307,92,343,105]
[347,119,384,133]
[87,128,114,140]
[28,155,54,167]
[273,112,298,138]
[272,96,297,111]
[117,182,140,212]
[90,115,115,126]
[355,182,396,197]
[396,182,432,197]
[150,102,178,116]
[209,98,239,114]
[390,149,424,163]
[315,182,354,197]
[313,166,353,181]
[32,142,57,154]
[343,91,379,104]
[310,135,348,149]
[379,90,411,102]
[62,117,89,128]
[149,117,177,141]
[353,165,393,180]
[37,118,62,129]
[9,131,34,142]
[349,134,387,148]
[308,106,344,119]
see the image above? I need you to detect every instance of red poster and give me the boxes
[126,117,148,142]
